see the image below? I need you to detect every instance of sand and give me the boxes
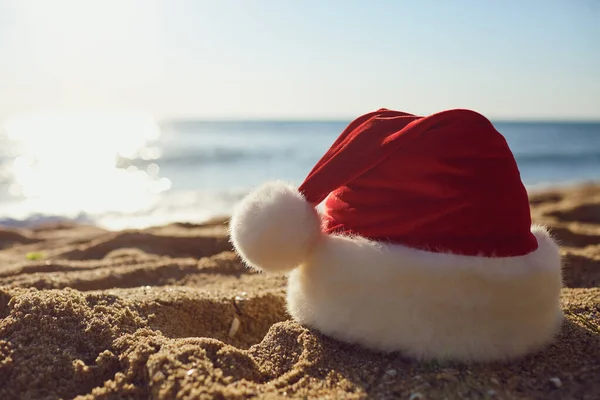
[1,185,599,400]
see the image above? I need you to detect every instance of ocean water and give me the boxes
[1,115,599,230]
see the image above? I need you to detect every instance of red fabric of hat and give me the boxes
[298,108,538,257]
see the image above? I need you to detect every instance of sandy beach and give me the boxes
[0,184,599,400]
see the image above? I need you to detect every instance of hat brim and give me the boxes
[287,226,563,362]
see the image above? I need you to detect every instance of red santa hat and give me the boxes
[229,109,563,362]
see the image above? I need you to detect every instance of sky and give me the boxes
[0,0,599,122]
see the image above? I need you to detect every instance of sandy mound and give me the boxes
[1,187,599,399]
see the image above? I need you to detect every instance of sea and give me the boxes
[1,114,599,230]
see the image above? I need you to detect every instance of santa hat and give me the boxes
[230,109,563,362]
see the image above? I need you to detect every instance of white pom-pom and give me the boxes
[229,181,321,272]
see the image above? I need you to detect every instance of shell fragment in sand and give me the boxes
[228,316,241,338]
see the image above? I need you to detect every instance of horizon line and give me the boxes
[160,115,600,124]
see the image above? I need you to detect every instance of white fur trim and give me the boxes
[229,181,321,272]
[287,226,563,362]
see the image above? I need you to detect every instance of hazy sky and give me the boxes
[0,0,599,122]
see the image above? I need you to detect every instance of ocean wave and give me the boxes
[0,213,95,228]
[117,148,298,169]
[514,152,600,164]
[0,188,249,230]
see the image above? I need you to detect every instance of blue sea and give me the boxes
[1,115,599,230]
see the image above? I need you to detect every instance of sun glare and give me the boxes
[11,0,163,88]
[1,111,171,220]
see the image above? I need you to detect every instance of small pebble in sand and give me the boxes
[408,392,424,400]
[228,316,241,337]
[487,389,497,397]
[186,369,197,376]
[549,377,562,388]
[385,369,398,376]
[152,371,165,382]
[233,293,248,314]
